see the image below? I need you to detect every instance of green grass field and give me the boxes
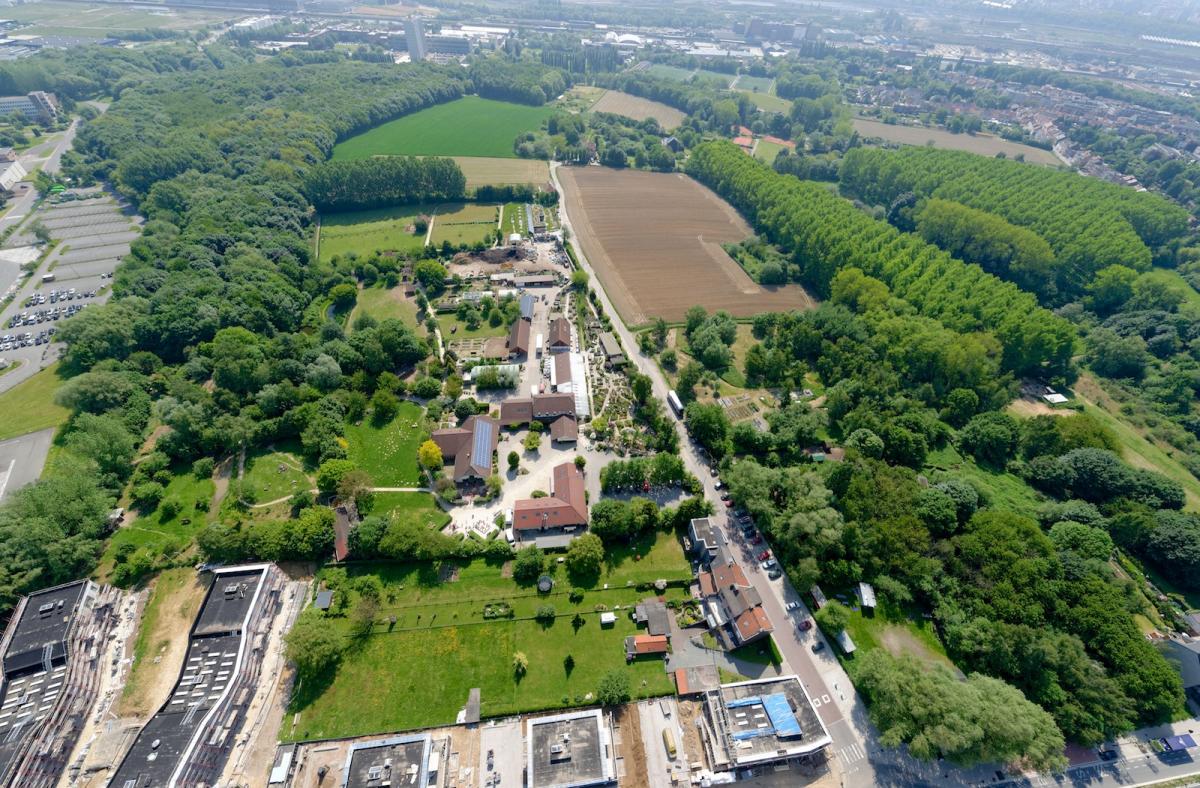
[840,599,955,674]
[284,531,689,739]
[242,449,311,503]
[350,285,420,331]
[101,467,215,570]
[430,203,498,247]
[924,445,1045,517]
[733,74,774,92]
[753,139,787,164]
[437,313,508,341]
[343,401,426,487]
[0,362,70,441]
[318,206,430,262]
[645,64,697,82]
[332,97,555,160]
[500,202,528,237]
[1,1,233,38]
[368,491,447,529]
[746,92,792,114]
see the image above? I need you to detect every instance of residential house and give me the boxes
[698,552,773,647]
[430,415,499,483]
[688,517,725,562]
[512,462,588,549]
[635,598,671,637]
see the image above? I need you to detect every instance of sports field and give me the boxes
[452,157,550,189]
[332,97,555,160]
[753,139,788,163]
[590,90,686,129]
[733,74,774,92]
[852,118,1062,166]
[744,91,792,114]
[318,206,430,262]
[558,167,816,325]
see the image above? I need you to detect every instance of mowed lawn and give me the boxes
[0,361,70,440]
[343,401,426,487]
[753,139,787,164]
[284,531,689,739]
[242,449,311,502]
[350,285,420,331]
[332,97,555,160]
[318,206,431,262]
[453,156,550,189]
[430,202,499,247]
[368,491,447,529]
[745,91,792,114]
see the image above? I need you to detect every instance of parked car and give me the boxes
[720,493,730,502]
[757,550,771,562]
[811,640,825,653]
[751,535,763,545]
[760,558,777,571]
[768,566,782,580]
[785,601,800,612]
[1097,750,1118,762]
[798,619,813,632]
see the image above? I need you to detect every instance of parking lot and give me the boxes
[0,191,139,393]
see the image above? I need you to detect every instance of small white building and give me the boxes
[508,232,522,246]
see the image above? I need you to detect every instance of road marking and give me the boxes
[0,459,13,500]
[838,743,865,764]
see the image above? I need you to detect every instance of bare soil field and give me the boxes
[453,156,550,189]
[852,117,1063,166]
[590,90,686,129]
[558,167,816,325]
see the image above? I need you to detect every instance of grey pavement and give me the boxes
[0,426,54,501]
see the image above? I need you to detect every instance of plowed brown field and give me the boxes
[558,167,816,325]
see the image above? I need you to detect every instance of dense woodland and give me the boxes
[304,157,466,211]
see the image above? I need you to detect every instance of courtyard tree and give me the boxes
[508,450,520,471]
[317,459,357,494]
[418,440,443,470]
[814,599,851,635]
[513,545,544,584]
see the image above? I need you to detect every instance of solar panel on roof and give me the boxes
[473,420,494,470]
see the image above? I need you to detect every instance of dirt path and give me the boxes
[208,452,236,519]
[613,704,649,788]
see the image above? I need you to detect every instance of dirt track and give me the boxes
[558,167,816,325]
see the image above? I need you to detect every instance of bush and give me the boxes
[191,457,215,478]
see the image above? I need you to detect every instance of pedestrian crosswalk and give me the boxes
[838,742,866,766]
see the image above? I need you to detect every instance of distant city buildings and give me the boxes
[405,16,427,61]
[0,91,57,124]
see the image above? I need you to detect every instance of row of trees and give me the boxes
[304,156,466,211]
[685,141,1076,378]
[839,146,1190,300]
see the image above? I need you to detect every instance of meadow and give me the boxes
[1,1,233,38]
[429,203,498,247]
[283,531,690,739]
[332,97,555,160]
[100,466,215,572]
[367,491,448,530]
[744,92,792,114]
[852,117,1062,166]
[343,401,426,487]
[349,285,421,331]
[452,156,550,189]
[753,139,787,164]
[318,206,430,262]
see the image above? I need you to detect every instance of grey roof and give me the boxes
[520,294,536,320]
[344,734,432,788]
[3,580,84,674]
[527,710,613,788]
[193,568,263,636]
[315,590,334,610]
[636,599,671,637]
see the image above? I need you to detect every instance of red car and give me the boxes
[750,535,763,545]
[798,619,813,632]
[757,549,771,562]
[724,500,734,508]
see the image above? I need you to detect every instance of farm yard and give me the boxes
[332,97,556,160]
[558,167,816,325]
[852,118,1063,165]
[451,156,550,189]
[283,531,691,739]
[317,206,430,262]
[589,90,686,129]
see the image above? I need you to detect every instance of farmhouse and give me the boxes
[507,318,531,358]
[547,316,572,352]
[549,414,578,444]
[431,415,500,483]
[701,676,831,772]
[513,462,588,548]
[499,393,576,427]
[526,709,615,788]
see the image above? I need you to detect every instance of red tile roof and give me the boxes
[629,634,670,655]
[733,606,773,642]
[513,462,587,530]
[549,415,578,442]
[548,316,571,348]
[507,319,530,355]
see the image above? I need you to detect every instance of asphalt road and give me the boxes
[0,426,54,501]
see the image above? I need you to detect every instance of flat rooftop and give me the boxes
[709,676,830,767]
[3,580,84,674]
[527,709,614,788]
[193,568,264,636]
[343,734,431,788]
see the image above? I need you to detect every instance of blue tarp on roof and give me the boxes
[763,693,802,738]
